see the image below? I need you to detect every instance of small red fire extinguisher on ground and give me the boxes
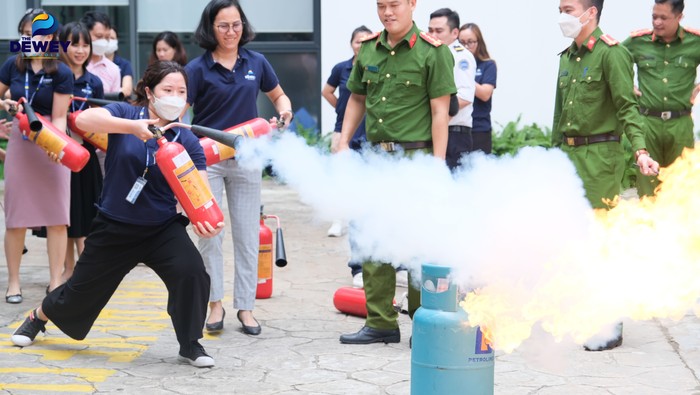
[257,205,287,299]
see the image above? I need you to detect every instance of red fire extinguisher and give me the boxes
[153,130,224,226]
[333,287,369,317]
[66,97,127,152]
[257,205,287,299]
[333,287,398,318]
[13,99,90,172]
[200,118,272,166]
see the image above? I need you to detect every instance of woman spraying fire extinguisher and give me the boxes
[186,0,293,336]
[10,61,223,369]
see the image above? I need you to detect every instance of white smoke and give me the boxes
[236,133,700,351]
[238,132,593,286]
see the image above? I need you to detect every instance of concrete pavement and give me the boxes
[1,179,699,394]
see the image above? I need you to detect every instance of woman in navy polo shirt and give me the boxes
[58,22,105,282]
[459,23,497,154]
[0,8,73,303]
[186,0,292,336]
[10,61,223,368]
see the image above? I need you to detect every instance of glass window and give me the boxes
[42,0,128,5]
[240,0,313,33]
[137,0,210,33]
[255,52,320,134]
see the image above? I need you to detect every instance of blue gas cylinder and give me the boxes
[411,264,495,395]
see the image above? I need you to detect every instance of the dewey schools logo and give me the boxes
[9,12,69,59]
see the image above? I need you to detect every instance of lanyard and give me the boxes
[71,83,92,112]
[24,71,45,106]
[141,107,181,169]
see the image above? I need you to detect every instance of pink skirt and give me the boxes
[4,117,70,228]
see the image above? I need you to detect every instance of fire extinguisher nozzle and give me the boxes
[275,227,287,267]
[22,103,43,132]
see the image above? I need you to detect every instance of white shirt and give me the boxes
[448,40,476,128]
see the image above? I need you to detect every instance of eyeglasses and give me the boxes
[214,21,244,34]
[462,40,478,47]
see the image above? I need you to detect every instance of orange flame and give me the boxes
[461,144,700,352]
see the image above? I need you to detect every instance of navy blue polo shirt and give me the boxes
[327,57,366,150]
[0,55,73,115]
[112,55,134,80]
[472,59,497,133]
[185,48,279,129]
[98,102,206,226]
[71,71,104,112]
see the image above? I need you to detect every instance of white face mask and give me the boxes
[106,39,118,55]
[151,94,186,121]
[92,38,109,56]
[558,8,591,39]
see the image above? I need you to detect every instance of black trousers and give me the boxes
[472,130,493,155]
[446,129,473,170]
[42,213,210,348]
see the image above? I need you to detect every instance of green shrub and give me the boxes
[492,116,552,156]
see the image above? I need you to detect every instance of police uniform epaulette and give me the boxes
[453,43,465,52]
[685,27,700,36]
[360,31,381,43]
[419,31,442,47]
[600,34,619,46]
[630,28,653,38]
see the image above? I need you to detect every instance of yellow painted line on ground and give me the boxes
[0,383,95,392]
[97,309,170,320]
[0,367,116,382]
[0,280,175,391]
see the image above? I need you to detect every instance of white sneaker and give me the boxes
[395,270,408,288]
[327,220,344,237]
[352,272,363,288]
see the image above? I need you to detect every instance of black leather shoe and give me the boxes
[237,310,261,336]
[205,308,225,333]
[5,289,22,304]
[339,326,400,344]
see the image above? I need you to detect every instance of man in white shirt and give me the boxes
[428,8,477,170]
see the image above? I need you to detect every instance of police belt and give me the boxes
[376,141,432,152]
[563,132,620,147]
[639,107,691,120]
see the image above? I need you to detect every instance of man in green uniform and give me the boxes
[337,0,456,344]
[553,0,660,351]
[622,0,700,197]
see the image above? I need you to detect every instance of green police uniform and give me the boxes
[622,26,700,197]
[552,27,648,209]
[346,22,456,330]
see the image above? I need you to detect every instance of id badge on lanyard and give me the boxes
[126,107,151,204]
[125,108,181,204]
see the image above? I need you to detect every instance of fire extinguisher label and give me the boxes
[235,125,254,138]
[215,141,236,161]
[33,128,68,157]
[172,151,214,209]
[84,132,108,151]
[258,244,273,279]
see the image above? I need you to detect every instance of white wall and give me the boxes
[320,0,700,135]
